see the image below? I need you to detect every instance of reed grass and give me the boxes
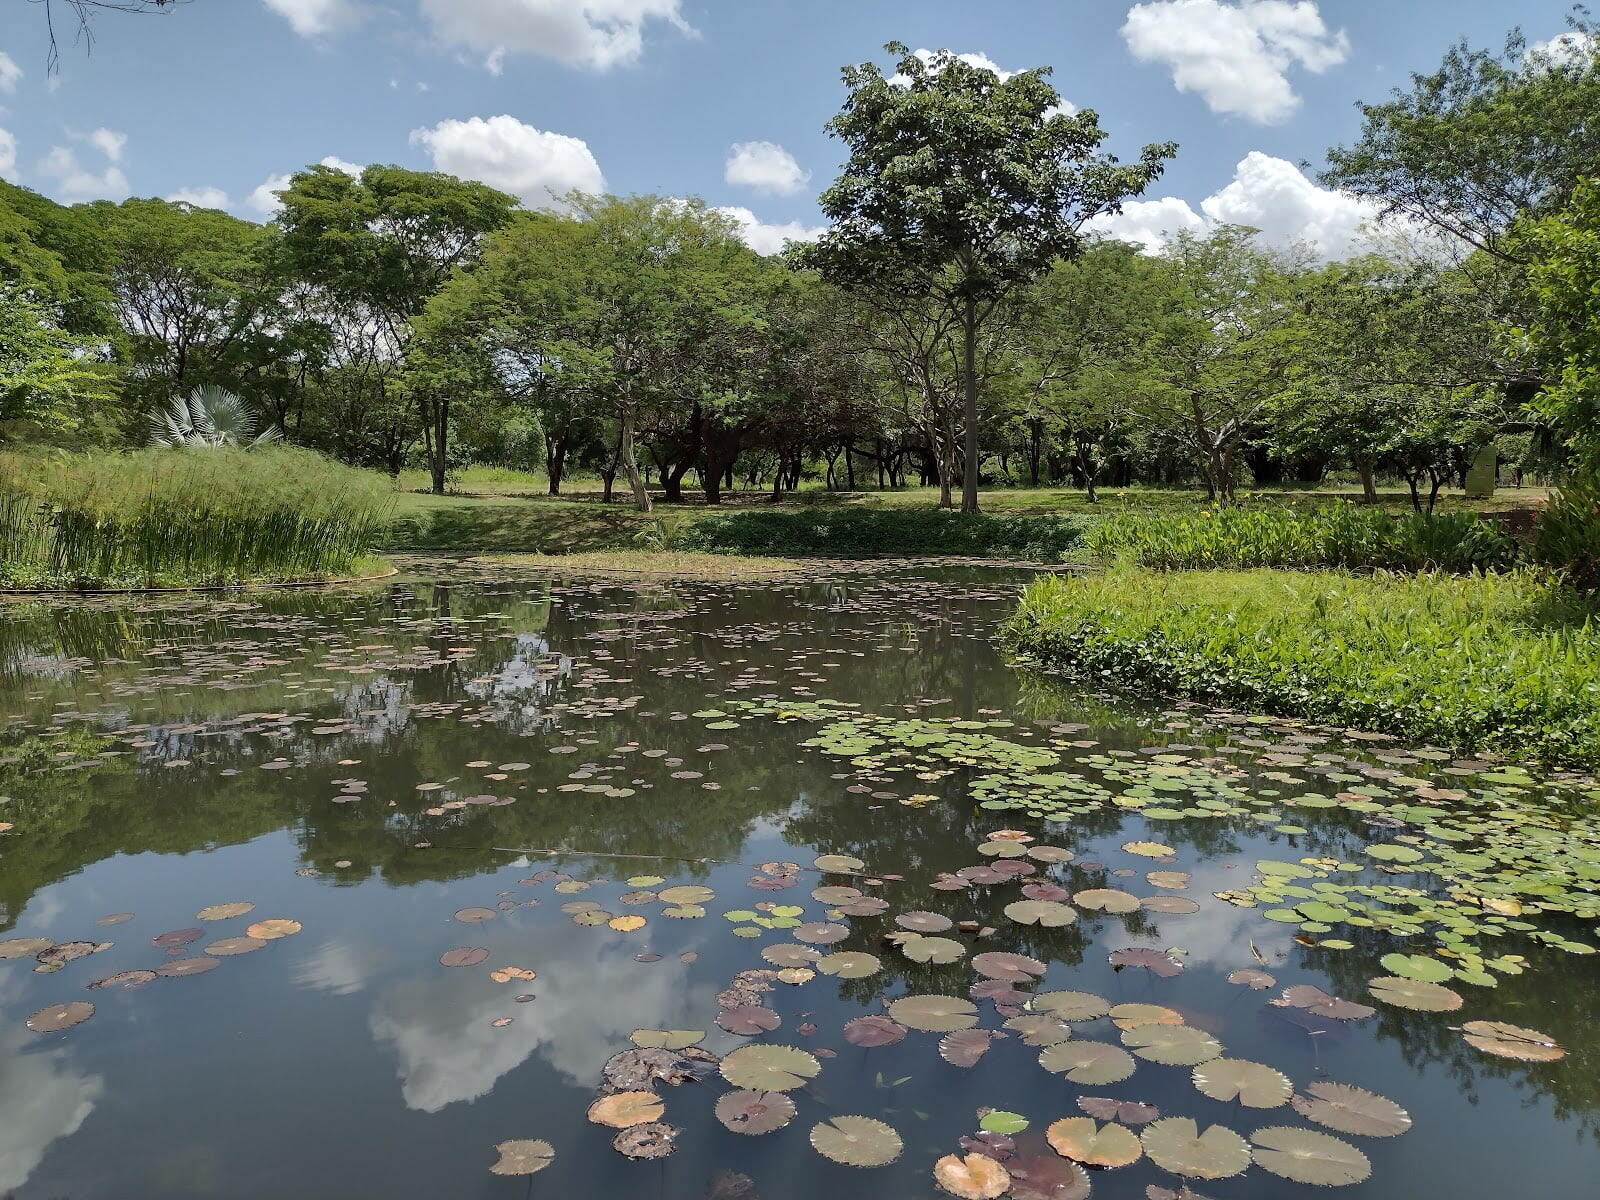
[0,447,392,589]
[1003,566,1600,767]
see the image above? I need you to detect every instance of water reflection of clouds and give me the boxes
[369,923,719,1113]
[293,937,392,997]
[1102,859,1298,969]
[0,1018,104,1192]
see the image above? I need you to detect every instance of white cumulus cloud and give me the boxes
[1121,0,1349,123]
[0,129,15,179]
[261,0,361,38]
[38,140,129,202]
[724,141,808,196]
[84,127,127,163]
[420,0,690,72]
[166,186,231,209]
[714,205,824,257]
[1088,151,1386,260]
[0,51,22,94]
[1525,30,1596,70]
[410,115,604,209]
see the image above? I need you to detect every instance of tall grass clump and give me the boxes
[678,507,1084,561]
[1532,472,1600,593]
[0,446,392,589]
[1002,567,1600,768]
[1086,503,1517,573]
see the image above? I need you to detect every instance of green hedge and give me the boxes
[1002,567,1600,768]
[678,507,1085,560]
[1085,503,1517,573]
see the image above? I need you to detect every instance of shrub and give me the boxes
[0,446,393,589]
[1002,567,1600,768]
[677,507,1084,560]
[1085,503,1517,573]
[1533,472,1600,593]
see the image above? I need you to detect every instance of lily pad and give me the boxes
[1079,1096,1159,1124]
[1032,990,1109,1021]
[1461,1020,1565,1062]
[1250,1126,1371,1186]
[811,1115,903,1166]
[245,919,301,940]
[26,1002,94,1033]
[889,994,979,1032]
[196,902,255,921]
[899,935,967,964]
[718,1005,781,1035]
[1291,1082,1413,1137]
[1377,953,1453,983]
[1005,900,1078,927]
[587,1090,664,1128]
[1047,1117,1143,1167]
[1366,975,1463,1012]
[843,1015,907,1047]
[1006,1154,1090,1200]
[630,1029,705,1050]
[814,854,865,874]
[489,1139,554,1176]
[1192,1059,1292,1108]
[1140,1118,1251,1180]
[939,1028,998,1067]
[613,1122,677,1159]
[1123,1025,1223,1066]
[933,1152,1011,1199]
[715,1089,796,1135]
[1039,1040,1137,1084]
[971,952,1046,982]
[1074,889,1140,914]
[440,947,489,968]
[1109,947,1185,978]
[719,1044,821,1090]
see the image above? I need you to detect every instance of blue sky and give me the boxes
[0,0,1581,257]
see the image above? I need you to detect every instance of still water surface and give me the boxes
[0,562,1594,1199]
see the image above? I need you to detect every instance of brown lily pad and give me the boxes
[715,1089,796,1135]
[613,1122,677,1159]
[440,947,490,968]
[933,1152,1010,1199]
[489,1138,554,1176]
[1046,1117,1143,1168]
[26,1002,95,1033]
[587,1090,665,1128]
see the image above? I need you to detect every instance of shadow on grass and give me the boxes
[377,505,648,553]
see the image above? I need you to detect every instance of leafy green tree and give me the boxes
[0,179,119,338]
[276,164,517,489]
[0,284,116,437]
[1323,17,1600,261]
[799,42,1175,513]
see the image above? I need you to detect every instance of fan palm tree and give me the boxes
[147,386,281,448]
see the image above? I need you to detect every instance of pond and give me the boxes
[0,561,1595,1200]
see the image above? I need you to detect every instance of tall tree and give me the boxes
[276,164,517,489]
[799,42,1175,512]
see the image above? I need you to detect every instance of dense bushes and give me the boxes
[1533,473,1600,592]
[677,507,1085,560]
[1084,503,1517,572]
[1003,567,1600,768]
[0,447,392,589]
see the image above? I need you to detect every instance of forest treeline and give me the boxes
[3,26,1598,522]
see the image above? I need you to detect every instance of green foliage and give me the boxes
[1004,567,1600,767]
[1532,471,1600,591]
[0,446,391,588]
[1085,503,1516,573]
[678,507,1083,560]
[0,285,118,436]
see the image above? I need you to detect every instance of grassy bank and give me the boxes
[1002,567,1600,768]
[676,508,1084,559]
[0,447,393,590]
[455,551,808,581]
[1085,504,1518,572]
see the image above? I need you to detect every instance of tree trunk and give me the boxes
[618,403,651,512]
[961,294,981,514]
[1355,453,1378,503]
[420,393,449,495]
[546,436,567,496]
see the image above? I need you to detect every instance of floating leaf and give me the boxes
[897,911,955,933]
[1226,969,1275,991]
[245,919,301,940]
[889,994,980,1032]
[1366,976,1463,1012]
[1079,1097,1159,1124]
[814,854,865,874]
[811,1116,903,1167]
[1123,1025,1222,1066]
[762,943,822,968]
[155,956,220,977]
[1250,1126,1371,1186]
[1140,1119,1250,1180]
[1032,991,1109,1022]
[1006,1154,1090,1200]
[1109,947,1185,978]
[715,1089,796,1135]
[1039,1040,1137,1084]
[1074,889,1140,914]
[1461,1020,1565,1062]
[151,928,204,948]
[971,952,1046,982]
[452,908,497,924]
[587,1090,664,1128]
[1004,1014,1073,1047]
[196,902,255,921]
[630,1029,704,1050]
[933,1152,1010,1199]
[718,1005,781,1035]
[979,1110,1029,1134]
[489,1139,554,1176]
[794,922,850,945]
[1005,900,1078,927]
[1273,985,1374,1021]
[26,1002,94,1033]
[440,947,489,968]
[0,938,53,959]
[1046,1117,1143,1168]
[719,1044,821,1090]
[1109,1003,1182,1031]
[817,951,880,979]
[1192,1059,1292,1108]
[206,936,267,956]
[900,935,967,964]
[1291,1082,1412,1137]
[940,1029,998,1067]
[1123,841,1176,858]
[613,1122,677,1159]
[608,914,647,933]
[1377,953,1452,983]
[843,1015,907,1047]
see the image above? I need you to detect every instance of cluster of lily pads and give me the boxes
[707,700,1600,991]
[480,824,1565,1194]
